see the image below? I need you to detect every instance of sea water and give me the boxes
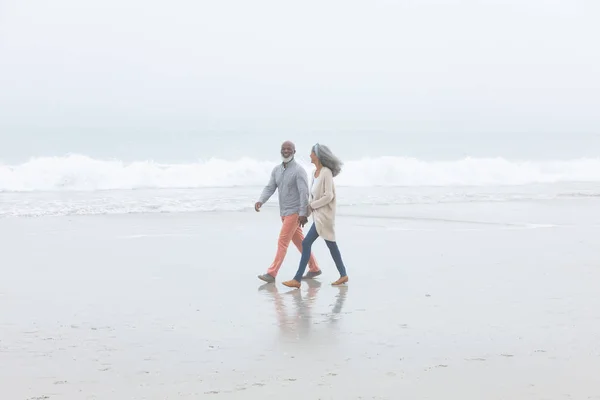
[1,153,599,217]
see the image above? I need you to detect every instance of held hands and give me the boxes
[299,203,317,227]
[298,216,308,227]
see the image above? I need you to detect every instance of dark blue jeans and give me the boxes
[293,223,347,281]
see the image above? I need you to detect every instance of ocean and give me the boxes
[1,148,600,217]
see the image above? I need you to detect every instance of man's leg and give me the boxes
[261,214,299,279]
[291,224,321,275]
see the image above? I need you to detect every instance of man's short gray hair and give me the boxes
[312,143,343,177]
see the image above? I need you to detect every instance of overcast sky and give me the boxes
[0,0,599,160]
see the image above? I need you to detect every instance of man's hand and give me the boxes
[254,202,263,212]
[298,216,308,227]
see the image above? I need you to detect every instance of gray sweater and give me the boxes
[258,159,309,217]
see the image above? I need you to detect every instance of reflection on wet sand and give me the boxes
[258,280,349,342]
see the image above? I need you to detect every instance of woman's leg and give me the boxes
[325,240,347,277]
[292,223,319,282]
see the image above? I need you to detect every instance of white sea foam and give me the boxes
[2,154,600,192]
[2,155,599,217]
[0,185,598,218]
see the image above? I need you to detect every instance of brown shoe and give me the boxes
[282,279,301,288]
[331,276,348,286]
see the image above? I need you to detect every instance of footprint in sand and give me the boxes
[424,365,448,371]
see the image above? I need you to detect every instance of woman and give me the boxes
[282,143,349,288]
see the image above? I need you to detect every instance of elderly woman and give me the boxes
[283,143,349,287]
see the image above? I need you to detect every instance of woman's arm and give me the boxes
[310,169,334,209]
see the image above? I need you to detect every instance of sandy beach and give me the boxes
[3,0,600,396]
[2,199,600,399]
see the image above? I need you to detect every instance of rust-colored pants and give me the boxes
[267,214,320,277]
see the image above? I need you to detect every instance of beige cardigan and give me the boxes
[307,166,337,242]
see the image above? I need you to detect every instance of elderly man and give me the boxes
[255,141,321,282]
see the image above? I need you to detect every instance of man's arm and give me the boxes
[296,167,309,218]
[258,167,277,204]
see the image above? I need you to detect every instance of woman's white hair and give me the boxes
[312,143,343,177]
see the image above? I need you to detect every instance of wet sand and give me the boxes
[2,199,600,399]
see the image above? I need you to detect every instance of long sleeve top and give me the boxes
[308,166,337,241]
[258,159,309,217]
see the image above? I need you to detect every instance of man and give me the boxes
[255,141,321,282]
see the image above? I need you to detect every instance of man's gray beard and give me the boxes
[281,155,293,163]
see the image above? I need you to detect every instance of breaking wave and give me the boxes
[2,154,600,192]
